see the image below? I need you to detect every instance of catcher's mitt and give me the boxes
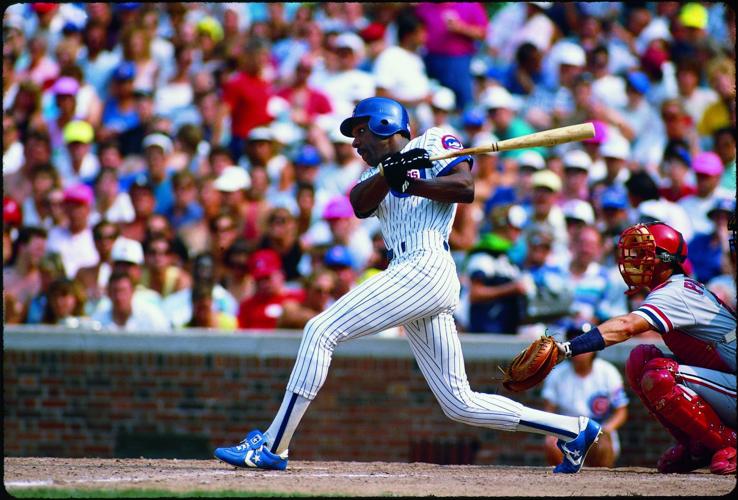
[501,336,559,392]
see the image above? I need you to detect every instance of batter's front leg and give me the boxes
[404,313,602,472]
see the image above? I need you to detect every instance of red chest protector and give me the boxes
[662,329,733,373]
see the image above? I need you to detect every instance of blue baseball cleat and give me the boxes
[214,430,288,470]
[554,417,602,473]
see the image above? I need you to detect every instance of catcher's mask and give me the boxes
[616,222,687,295]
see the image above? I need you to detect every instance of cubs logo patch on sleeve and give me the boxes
[441,135,463,150]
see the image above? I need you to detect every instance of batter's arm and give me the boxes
[405,161,474,203]
[349,172,390,219]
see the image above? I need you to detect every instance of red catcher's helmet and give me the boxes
[616,222,687,295]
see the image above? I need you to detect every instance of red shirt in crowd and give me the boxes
[237,289,306,330]
[276,87,333,123]
[658,184,697,202]
[222,72,273,139]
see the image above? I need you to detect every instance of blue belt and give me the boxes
[387,241,450,261]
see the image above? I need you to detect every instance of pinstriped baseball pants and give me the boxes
[286,247,524,432]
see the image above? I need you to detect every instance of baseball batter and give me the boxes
[215,97,601,473]
[551,222,736,475]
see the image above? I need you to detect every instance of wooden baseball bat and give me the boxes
[429,122,595,161]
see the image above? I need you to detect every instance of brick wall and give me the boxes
[3,329,674,467]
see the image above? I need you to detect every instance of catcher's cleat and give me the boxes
[214,430,288,470]
[656,442,711,474]
[553,417,602,473]
[709,447,736,475]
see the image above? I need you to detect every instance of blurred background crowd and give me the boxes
[2,2,735,337]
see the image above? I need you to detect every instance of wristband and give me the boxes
[569,327,606,357]
[561,341,573,359]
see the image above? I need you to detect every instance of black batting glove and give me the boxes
[380,149,432,193]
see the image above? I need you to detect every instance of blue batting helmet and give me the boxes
[340,97,410,138]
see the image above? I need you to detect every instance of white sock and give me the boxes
[263,391,312,455]
[516,406,584,442]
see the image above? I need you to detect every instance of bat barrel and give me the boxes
[428,123,595,162]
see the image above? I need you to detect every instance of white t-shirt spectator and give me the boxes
[542,358,629,456]
[47,227,99,279]
[373,46,431,102]
[89,192,136,226]
[92,298,171,332]
[3,141,24,176]
[678,194,721,236]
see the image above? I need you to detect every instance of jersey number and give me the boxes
[683,279,704,295]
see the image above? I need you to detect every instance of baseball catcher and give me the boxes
[507,221,736,474]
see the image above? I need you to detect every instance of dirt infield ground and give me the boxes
[4,458,736,497]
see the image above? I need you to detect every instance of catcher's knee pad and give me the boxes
[625,344,665,398]
[641,360,736,452]
[640,357,680,404]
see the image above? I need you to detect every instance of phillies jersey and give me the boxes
[633,274,737,373]
[358,127,472,253]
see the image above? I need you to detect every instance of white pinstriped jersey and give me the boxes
[358,127,472,253]
[633,274,737,372]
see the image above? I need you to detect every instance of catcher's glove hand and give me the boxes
[501,335,559,392]
[379,148,432,193]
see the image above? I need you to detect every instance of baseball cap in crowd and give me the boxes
[692,152,724,176]
[31,3,57,15]
[293,144,322,167]
[324,245,354,268]
[600,187,628,210]
[518,150,546,171]
[323,195,354,220]
[527,225,555,247]
[143,133,174,154]
[117,3,141,11]
[359,23,386,43]
[558,43,586,67]
[214,166,251,192]
[52,76,80,96]
[111,237,144,265]
[600,134,631,160]
[462,108,486,128]
[129,174,155,194]
[532,170,562,192]
[248,249,282,280]
[247,126,273,142]
[329,128,353,145]
[334,32,365,59]
[488,203,527,231]
[62,120,94,144]
[63,183,94,206]
[707,198,735,218]
[197,16,224,43]
[679,3,708,30]
[3,196,22,226]
[637,200,670,224]
[481,86,517,111]
[431,87,456,112]
[584,120,607,145]
[626,71,650,95]
[562,199,595,225]
[563,149,592,171]
[113,62,136,81]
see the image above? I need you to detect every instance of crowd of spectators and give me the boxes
[3,2,735,336]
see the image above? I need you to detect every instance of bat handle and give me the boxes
[429,146,496,162]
